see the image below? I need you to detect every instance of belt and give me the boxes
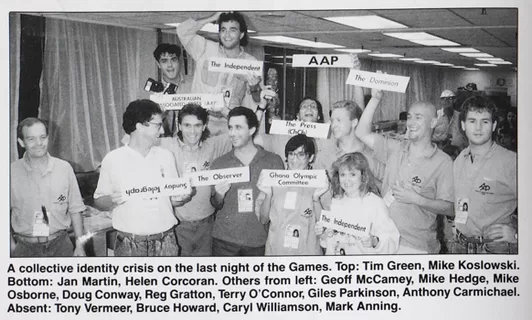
[15,230,67,244]
[117,226,175,241]
[456,229,493,244]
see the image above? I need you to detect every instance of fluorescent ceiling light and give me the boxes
[410,39,460,46]
[270,56,292,59]
[415,60,440,64]
[324,15,408,30]
[251,36,343,49]
[464,68,480,71]
[490,61,513,65]
[476,57,504,61]
[368,53,403,58]
[400,58,422,61]
[166,23,255,33]
[441,48,479,53]
[475,63,497,67]
[434,63,454,66]
[460,53,493,58]
[335,48,371,53]
[384,32,440,41]
[452,66,466,68]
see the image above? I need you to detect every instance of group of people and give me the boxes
[10,11,517,257]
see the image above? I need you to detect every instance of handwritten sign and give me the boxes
[150,93,224,111]
[269,120,330,139]
[261,170,327,188]
[123,178,191,199]
[185,167,250,187]
[208,57,263,76]
[292,54,352,68]
[346,70,410,93]
[320,209,370,239]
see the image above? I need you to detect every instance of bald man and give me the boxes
[356,89,454,254]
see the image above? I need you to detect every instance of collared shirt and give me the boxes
[210,145,285,247]
[11,153,86,236]
[373,135,454,253]
[159,135,232,221]
[453,143,516,237]
[94,145,178,235]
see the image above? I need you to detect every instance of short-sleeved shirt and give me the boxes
[265,187,322,255]
[453,143,516,237]
[11,153,86,236]
[159,135,232,221]
[373,135,454,253]
[210,145,284,247]
[94,146,179,235]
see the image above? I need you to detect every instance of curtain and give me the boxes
[40,18,151,172]
[9,14,21,163]
[318,58,447,122]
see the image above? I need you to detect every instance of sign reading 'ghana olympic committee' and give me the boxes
[185,167,250,187]
[261,170,328,188]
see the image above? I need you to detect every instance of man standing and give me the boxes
[94,100,190,256]
[159,103,232,256]
[177,12,262,135]
[210,107,284,256]
[452,96,517,254]
[153,43,192,136]
[356,90,454,254]
[11,118,86,257]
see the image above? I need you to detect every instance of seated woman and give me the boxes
[316,152,399,255]
[255,134,329,255]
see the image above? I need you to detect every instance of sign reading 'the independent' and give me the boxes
[208,57,263,76]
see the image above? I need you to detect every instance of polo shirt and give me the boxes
[11,153,86,236]
[373,135,454,253]
[210,145,284,247]
[159,135,232,221]
[453,143,516,237]
[94,145,178,235]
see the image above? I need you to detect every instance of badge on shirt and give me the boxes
[383,189,396,207]
[455,198,469,225]
[238,189,253,213]
[33,210,50,237]
[283,224,300,249]
[184,161,198,173]
[283,191,298,210]
[334,241,347,256]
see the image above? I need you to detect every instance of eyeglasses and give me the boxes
[146,121,163,130]
[300,104,318,110]
[287,151,308,160]
[440,97,454,101]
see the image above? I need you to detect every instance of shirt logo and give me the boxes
[57,194,66,203]
[302,208,313,218]
[476,182,493,195]
[411,176,422,184]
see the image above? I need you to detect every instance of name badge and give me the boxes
[455,198,469,225]
[283,224,300,249]
[383,190,395,207]
[33,210,50,237]
[238,189,253,213]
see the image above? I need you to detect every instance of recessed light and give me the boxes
[324,15,408,30]
[335,48,371,53]
[415,60,440,64]
[490,61,513,65]
[410,39,460,46]
[384,32,439,40]
[441,48,479,53]
[368,53,403,58]
[460,53,493,58]
[464,68,480,71]
[474,64,497,67]
[400,58,422,61]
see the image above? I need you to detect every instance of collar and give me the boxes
[463,141,497,161]
[229,144,265,163]
[220,45,245,59]
[402,140,439,159]
[177,137,203,152]
[22,152,54,174]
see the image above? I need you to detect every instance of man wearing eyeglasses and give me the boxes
[94,100,192,256]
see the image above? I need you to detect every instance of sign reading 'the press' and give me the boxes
[292,54,353,68]
[123,178,191,199]
[185,167,250,187]
[346,70,410,93]
[269,120,330,139]
[261,170,328,188]
[320,209,371,239]
[208,57,263,76]
[150,93,224,111]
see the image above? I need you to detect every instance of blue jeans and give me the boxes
[212,237,265,256]
[114,227,179,257]
[175,215,213,256]
[12,231,73,257]
[450,232,517,254]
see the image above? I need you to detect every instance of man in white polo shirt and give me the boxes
[94,99,191,256]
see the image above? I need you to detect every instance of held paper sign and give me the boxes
[269,120,330,139]
[346,70,410,93]
[292,54,352,68]
[320,210,370,239]
[150,93,223,111]
[208,57,263,76]
[123,178,191,199]
[185,167,250,187]
[261,170,328,188]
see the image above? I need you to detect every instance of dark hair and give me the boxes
[218,12,249,47]
[122,99,163,134]
[330,152,380,198]
[330,100,363,120]
[17,117,48,140]
[177,103,210,142]
[460,95,497,124]
[296,97,325,123]
[227,106,259,137]
[153,43,181,62]
[284,134,316,159]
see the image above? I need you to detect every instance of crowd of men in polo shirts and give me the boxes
[10,11,517,257]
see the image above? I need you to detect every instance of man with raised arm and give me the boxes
[451,96,517,254]
[177,11,263,135]
[355,89,454,254]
